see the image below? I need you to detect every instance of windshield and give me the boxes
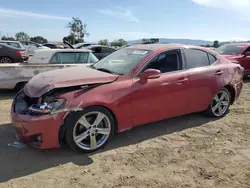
[92,48,152,75]
[216,44,246,55]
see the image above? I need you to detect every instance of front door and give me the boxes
[131,49,189,126]
[239,47,250,74]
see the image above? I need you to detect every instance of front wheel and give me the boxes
[65,106,115,153]
[205,88,231,118]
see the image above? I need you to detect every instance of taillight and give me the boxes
[16,51,25,55]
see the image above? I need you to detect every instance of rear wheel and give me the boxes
[0,57,13,63]
[65,106,115,153]
[205,88,231,118]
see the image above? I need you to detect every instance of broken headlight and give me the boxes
[29,98,65,114]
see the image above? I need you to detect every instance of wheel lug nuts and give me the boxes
[91,133,94,136]
[95,129,98,132]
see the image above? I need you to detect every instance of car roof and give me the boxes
[35,48,91,53]
[126,43,208,51]
[0,40,21,43]
[87,44,115,48]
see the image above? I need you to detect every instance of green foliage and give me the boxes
[213,40,220,48]
[98,39,109,45]
[66,17,89,44]
[15,32,30,41]
[1,36,15,41]
[111,39,127,47]
[30,36,48,44]
[63,34,81,44]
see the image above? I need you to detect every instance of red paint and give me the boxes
[220,43,250,75]
[11,44,244,150]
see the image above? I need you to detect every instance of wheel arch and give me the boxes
[224,84,235,105]
[58,105,118,146]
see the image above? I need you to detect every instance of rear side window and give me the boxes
[2,42,21,48]
[51,52,89,64]
[184,49,210,69]
[208,53,217,64]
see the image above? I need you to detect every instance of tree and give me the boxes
[1,36,15,41]
[15,32,30,41]
[30,36,48,44]
[63,35,80,44]
[98,39,109,45]
[66,17,89,44]
[213,40,220,48]
[111,39,127,47]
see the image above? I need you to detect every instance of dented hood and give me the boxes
[24,66,119,98]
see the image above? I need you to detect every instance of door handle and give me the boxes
[215,70,223,75]
[176,78,188,85]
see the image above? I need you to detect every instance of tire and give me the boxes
[0,57,13,63]
[204,87,231,118]
[65,106,116,153]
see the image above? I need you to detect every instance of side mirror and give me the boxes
[244,51,250,57]
[139,69,161,82]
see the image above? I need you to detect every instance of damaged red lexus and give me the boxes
[11,44,244,153]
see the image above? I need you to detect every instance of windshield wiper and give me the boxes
[97,68,123,75]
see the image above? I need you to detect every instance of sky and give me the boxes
[0,0,250,42]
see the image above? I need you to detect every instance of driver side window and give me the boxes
[143,49,182,73]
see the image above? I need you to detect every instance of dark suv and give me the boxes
[0,43,29,63]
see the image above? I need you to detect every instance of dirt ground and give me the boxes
[0,82,250,188]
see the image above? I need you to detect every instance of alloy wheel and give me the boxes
[0,57,12,63]
[211,90,230,117]
[73,111,111,151]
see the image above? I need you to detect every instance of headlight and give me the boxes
[29,98,65,114]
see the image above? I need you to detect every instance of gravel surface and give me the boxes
[0,81,249,188]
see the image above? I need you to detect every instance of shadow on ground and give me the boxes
[0,112,215,182]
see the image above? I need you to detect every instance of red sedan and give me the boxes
[215,43,250,76]
[11,44,244,153]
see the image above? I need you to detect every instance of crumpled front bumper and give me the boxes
[11,99,65,150]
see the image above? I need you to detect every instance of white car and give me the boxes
[0,49,99,90]
[20,41,50,55]
[28,48,99,64]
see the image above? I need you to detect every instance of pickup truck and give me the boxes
[0,48,98,90]
[0,63,92,90]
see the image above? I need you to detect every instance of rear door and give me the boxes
[183,48,225,113]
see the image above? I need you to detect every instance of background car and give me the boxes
[42,43,58,49]
[12,44,243,153]
[73,43,96,49]
[84,45,117,60]
[66,41,116,60]
[28,48,99,64]
[215,43,250,76]
[20,41,50,55]
[0,40,24,49]
[0,43,28,63]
